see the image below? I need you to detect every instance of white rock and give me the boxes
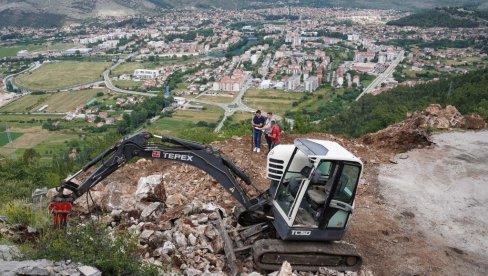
[204,225,217,240]
[174,231,188,248]
[188,234,197,246]
[0,245,21,261]
[162,241,176,255]
[185,268,203,276]
[140,202,162,219]
[110,209,123,218]
[135,174,163,202]
[278,261,292,276]
[78,265,102,276]
[139,229,154,241]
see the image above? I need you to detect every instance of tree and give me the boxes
[6,80,14,92]
[22,148,41,165]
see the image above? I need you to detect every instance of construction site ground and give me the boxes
[73,127,487,275]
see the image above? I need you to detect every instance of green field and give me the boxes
[0,126,78,159]
[0,90,105,113]
[112,80,143,91]
[0,42,75,58]
[15,61,110,91]
[146,104,223,135]
[111,62,147,76]
[0,114,64,128]
[198,95,234,103]
[243,89,303,115]
[0,132,23,147]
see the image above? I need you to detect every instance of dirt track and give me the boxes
[348,130,488,276]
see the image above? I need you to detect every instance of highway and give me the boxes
[355,50,405,101]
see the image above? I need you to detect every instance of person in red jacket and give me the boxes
[269,120,280,149]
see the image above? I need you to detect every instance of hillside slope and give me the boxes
[387,7,488,28]
[1,0,487,27]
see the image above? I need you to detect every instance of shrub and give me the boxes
[33,222,160,275]
[0,200,50,229]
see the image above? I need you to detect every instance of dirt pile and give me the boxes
[361,104,486,152]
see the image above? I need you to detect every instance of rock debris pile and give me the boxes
[362,104,486,152]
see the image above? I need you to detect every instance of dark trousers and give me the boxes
[253,129,262,148]
[265,134,272,151]
[271,141,280,149]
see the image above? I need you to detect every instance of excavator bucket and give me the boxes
[48,201,73,228]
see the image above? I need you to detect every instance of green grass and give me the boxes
[146,104,223,135]
[14,133,78,159]
[15,61,110,91]
[243,89,303,115]
[112,80,143,90]
[0,90,105,113]
[0,114,64,128]
[0,132,23,146]
[0,42,75,58]
[198,95,234,103]
[111,62,147,76]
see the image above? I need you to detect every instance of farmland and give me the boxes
[146,104,223,135]
[242,89,303,115]
[0,126,78,160]
[15,61,110,91]
[0,89,106,113]
[0,42,75,58]
[0,132,23,147]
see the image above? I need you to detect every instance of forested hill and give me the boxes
[387,7,488,28]
[321,69,488,137]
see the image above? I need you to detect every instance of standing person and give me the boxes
[251,110,266,153]
[262,112,274,153]
[269,120,281,149]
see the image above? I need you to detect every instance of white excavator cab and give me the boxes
[266,139,363,241]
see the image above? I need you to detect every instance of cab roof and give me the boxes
[294,138,362,164]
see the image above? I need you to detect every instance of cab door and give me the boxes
[321,163,361,230]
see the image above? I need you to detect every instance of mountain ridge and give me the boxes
[0,0,487,27]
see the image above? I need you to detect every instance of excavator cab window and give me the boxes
[322,163,361,229]
[292,160,336,228]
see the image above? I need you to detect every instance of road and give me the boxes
[3,62,42,91]
[187,79,256,132]
[102,53,157,97]
[355,50,405,101]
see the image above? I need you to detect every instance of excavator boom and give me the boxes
[50,132,263,226]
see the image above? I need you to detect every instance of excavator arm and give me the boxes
[50,132,257,225]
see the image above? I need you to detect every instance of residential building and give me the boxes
[133,69,160,80]
[304,76,319,92]
[285,74,301,91]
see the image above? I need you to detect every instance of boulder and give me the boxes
[135,174,166,202]
[78,265,102,276]
[140,202,163,219]
[162,241,176,255]
[0,245,21,261]
[174,231,188,248]
[139,229,155,241]
[166,193,187,207]
[277,261,292,276]
[464,114,486,129]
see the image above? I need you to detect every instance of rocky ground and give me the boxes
[1,104,486,275]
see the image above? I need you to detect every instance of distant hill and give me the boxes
[295,0,488,11]
[0,0,487,27]
[387,7,488,28]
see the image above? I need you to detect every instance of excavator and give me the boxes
[49,132,364,273]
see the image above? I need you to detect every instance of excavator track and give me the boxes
[252,239,362,272]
